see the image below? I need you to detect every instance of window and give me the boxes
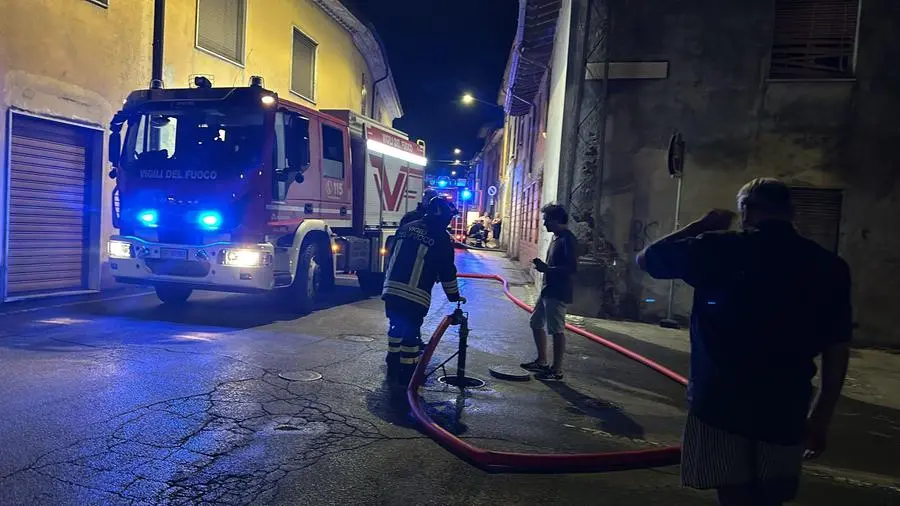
[123,110,265,171]
[361,73,369,116]
[196,0,246,65]
[791,187,843,252]
[273,112,311,201]
[770,0,859,79]
[292,28,318,100]
[322,125,344,179]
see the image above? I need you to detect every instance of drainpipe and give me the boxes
[151,0,166,89]
[369,26,391,120]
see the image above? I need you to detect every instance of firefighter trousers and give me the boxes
[386,311,425,384]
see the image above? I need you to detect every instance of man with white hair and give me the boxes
[637,177,851,506]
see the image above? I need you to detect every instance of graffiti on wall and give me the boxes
[629,220,660,252]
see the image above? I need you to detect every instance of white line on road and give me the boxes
[0,292,154,316]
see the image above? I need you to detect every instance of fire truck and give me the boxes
[106,77,426,312]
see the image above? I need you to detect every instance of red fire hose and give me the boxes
[406,272,688,473]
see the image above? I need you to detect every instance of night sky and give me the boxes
[343,0,518,172]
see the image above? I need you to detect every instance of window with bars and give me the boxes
[791,187,843,252]
[770,0,859,79]
[519,183,541,244]
[196,0,246,65]
[291,29,317,100]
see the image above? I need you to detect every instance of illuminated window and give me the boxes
[196,0,247,65]
[770,0,859,79]
[291,28,318,101]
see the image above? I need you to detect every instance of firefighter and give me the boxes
[382,196,466,384]
[399,188,439,227]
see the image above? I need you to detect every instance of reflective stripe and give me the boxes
[388,337,403,344]
[409,244,428,288]
[384,281,432,307]
[383,287,430,308]
[399,357,419,365]
[385,238,403,274]
[388,346,402,353]
[441,279,459,295]
[399,345,420,353]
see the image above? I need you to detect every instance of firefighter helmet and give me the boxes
[425,195,459,222]
[422,188,439,204]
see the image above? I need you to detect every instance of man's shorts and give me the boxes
[529,295,568,335]
[680,412,804,501]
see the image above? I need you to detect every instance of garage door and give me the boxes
[7,115,90,297]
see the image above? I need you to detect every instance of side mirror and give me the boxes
[108,131,121,167]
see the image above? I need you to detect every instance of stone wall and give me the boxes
[564,0,900,345]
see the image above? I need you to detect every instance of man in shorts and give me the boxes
[521,204,578,381]
[637,178,851,505]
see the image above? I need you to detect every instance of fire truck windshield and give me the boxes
[120,108,266,181]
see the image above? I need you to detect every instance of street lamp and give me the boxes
[461,93,475,105]
[453,148,462,155]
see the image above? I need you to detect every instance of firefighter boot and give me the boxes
[386,336,403,381]
[395,337,423,386]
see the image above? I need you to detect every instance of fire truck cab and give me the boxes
[106,78,425,312]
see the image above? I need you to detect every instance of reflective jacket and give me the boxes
[399,204,425,227]
[382,218,461,317]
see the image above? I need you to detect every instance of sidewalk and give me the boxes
[457,249,900,493]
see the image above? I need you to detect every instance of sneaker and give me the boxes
[520,360,550,372]
[535,369,564,381]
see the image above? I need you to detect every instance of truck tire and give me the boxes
[357,270,384,296]
[155,284,192,305]
[290,242,322,313]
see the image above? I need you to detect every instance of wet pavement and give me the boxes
[0,249,897,505]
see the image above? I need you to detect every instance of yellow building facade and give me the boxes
[0,0,402,300]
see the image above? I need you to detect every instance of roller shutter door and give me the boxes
[791,186,843,253]
[7,115,90,296]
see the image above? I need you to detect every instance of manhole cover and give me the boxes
[344,335,375,343]
[489,365,532,381]
[278,371,323,382]
[438,375,486,388]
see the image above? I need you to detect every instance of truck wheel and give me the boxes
[155,285,192,305]
[357,270,384,296]
[290,243,321,313]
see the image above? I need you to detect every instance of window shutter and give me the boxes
[292,30,317,99]
[770,0,859,79]
[791,187,843,252]
[197,0,246,64]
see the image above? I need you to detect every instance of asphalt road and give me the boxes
[0,250,896,505]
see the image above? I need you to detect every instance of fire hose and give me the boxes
[406,272,689,473]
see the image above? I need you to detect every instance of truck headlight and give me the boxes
[108,240,133,259]
[222,249,262,267]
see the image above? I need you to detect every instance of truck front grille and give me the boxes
[145,259,211,277]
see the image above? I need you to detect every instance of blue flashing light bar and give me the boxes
[198,211,222,230]
[138,209,159,228]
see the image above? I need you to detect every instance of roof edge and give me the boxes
[311,0,404,121]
